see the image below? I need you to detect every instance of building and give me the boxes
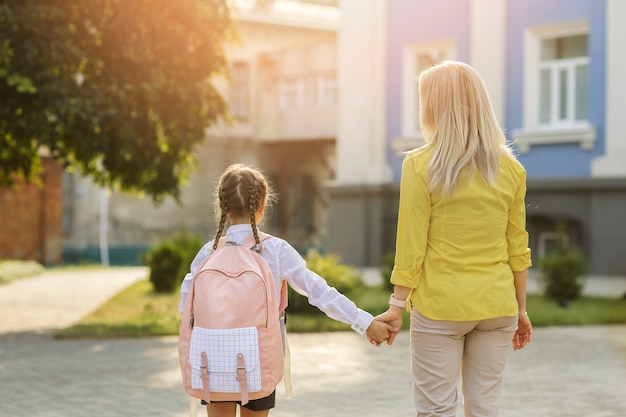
[328,0,626,275]
[11,0,624,277]
[60,0,341,264]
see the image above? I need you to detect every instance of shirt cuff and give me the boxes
[390,267,420,288]
[509,249,532,271]
[351,310,374,335]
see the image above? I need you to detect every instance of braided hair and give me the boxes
[212,164,275,251]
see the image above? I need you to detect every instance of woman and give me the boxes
[378,61,533,417]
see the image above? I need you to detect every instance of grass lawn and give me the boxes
[56,279,626,339]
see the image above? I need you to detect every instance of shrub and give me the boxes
[147,244,184,293]
[538,223,587,307]
[145,229,204,293]
[287,251,365,314]
[169,229,204,277]
[539,248,586,307]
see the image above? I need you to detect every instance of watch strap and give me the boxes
[389,294,407,309]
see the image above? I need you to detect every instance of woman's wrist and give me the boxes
[518,311,528,317]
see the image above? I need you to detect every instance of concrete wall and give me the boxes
[526,178,626,275]
[326,183,399,267]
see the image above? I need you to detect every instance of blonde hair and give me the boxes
[418,60,513,195]
[212,164,275,250]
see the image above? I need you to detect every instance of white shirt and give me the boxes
[179,224,373,335]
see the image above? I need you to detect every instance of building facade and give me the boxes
[27,0,625,276]
[328,0,626,275]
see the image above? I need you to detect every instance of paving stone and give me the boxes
[1,268,625,416]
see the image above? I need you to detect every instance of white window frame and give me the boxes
[392,39,456,156]
[279,77,303,110]
[538,231,569,258]
[279,72,337,111]
[318,73,337,108]
[513,21,596,153]
[229,62,249,121]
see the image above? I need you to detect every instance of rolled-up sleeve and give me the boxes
[390,155,431,289]
[507,171,532,272]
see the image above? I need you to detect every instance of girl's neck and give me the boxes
[229,218,251,226]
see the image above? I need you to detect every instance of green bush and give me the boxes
[169,229,204,276]
[380,252,395,291]
[539,248,586,307]
[287,251,365,314]
[145,229,204,293]
[538,223,587,307]
[147,244,184,293]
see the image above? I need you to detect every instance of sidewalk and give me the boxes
[1,267,625,417]
[0,266,148,333]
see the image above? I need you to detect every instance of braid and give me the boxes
[212,211,228,251]
[248,184,261,248]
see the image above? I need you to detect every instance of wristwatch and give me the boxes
[389,294,407,309]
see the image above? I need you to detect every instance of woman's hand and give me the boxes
[512,314,532,350]
[374,307,404,346]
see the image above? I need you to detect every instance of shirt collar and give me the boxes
[226,224,253,234]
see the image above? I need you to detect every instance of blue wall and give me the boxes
[384,0,607,182]
[385,0,471,181]
[505,0,606,178]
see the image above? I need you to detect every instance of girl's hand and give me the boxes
[374,308,404,346]
[366,319,398,347]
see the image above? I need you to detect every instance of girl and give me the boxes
[179,163,394,417]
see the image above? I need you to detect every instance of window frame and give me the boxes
[229,62,250,121]
[513,21,596,153]
[279,72,337,111]
[393,39,456,156]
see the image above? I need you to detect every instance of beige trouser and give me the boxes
[410,309,518,417]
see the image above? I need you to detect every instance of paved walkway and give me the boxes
[0,268,625,416]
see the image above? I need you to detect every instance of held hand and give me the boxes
[375,307,403,346]
[512,314,532,350]
[366,318,398,347]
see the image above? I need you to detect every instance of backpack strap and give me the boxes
[243,231,271,253]
[244,232,289,313]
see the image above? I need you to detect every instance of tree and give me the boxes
[0,0,232,201]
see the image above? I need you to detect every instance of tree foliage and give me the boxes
[0,0,232,201]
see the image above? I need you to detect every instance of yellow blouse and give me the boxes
[390,146,532,321]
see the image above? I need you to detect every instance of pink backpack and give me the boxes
[178,232,287,406]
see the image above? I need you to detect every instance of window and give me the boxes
[537,231,567,258]
[538,34,589,127]
[230,62,249,120]
[513,22,595,153]
[279,72,337,111]
[318,73,337,107]
[393,40,456,155]
[280,77,302,110]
